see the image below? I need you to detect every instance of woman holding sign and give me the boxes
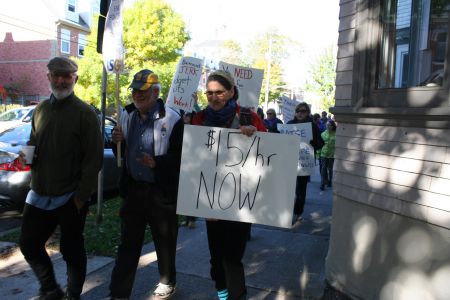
[287,102,324,224]
[192,70,266,300]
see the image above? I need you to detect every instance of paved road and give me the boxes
[0,210,21,236]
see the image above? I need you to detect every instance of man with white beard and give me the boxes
[19,56,103,300]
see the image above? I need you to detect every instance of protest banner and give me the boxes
[277,123,315,176]
[177,125,299,228]
[102,0,125,167]
[102,0,124,74]
[219,62,264,109]
[167,56,204,112]
[281,96,300,123]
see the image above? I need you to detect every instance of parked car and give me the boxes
[0,118,120,212]
[0,106,36,133]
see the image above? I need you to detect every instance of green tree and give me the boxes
[74,0,189,111]
[219,40,247,66]
[305,46,337,111]
[246,28,289,105]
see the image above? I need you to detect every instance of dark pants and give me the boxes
[110,181,178,298]
[19,199,88,297]
[206,220,251,300]
[320,158,334,187]
[294,176,309,216]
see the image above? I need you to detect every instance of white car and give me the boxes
[0,106,36,133]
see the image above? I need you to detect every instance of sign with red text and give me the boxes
[219,62,264,109]
[277,123,315,176]
[177,125,299,228]
[167,56,204,112]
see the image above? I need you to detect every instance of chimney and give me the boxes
[4,32,14,42]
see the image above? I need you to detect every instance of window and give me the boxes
[68,0,76,12]
[78,33,86,57]
[61,29,70,54]
[352,0,450,107]
[66,0,78,22]
[377,0,449,88]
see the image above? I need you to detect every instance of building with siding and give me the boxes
[326,0,450,298]
[0,0,98,102]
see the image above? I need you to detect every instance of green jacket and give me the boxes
[29,93,103,202]
[319,130,336,158]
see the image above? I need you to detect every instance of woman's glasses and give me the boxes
[295,109,308,113]
[205,90,226,97]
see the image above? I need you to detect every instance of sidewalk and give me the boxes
[0,168,334,300]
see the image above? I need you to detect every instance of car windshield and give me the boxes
[0,124,31,144]
[0,108,31,121]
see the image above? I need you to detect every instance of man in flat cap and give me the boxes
[107,69,184,299]
[19,56,103,300]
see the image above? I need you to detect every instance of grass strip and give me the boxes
[1,197,188,257]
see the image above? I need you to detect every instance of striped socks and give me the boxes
[217,289,228,300]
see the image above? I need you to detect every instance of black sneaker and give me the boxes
[38,287,64,300]
[320,185,325,191]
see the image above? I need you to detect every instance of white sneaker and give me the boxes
[152,283,176,299]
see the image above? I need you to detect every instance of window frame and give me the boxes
[78,33,86,57]
[66,0,78,22]
[60,28,71,54]
[352,0,450,108]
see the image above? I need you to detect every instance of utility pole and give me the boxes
[264,38,272,112]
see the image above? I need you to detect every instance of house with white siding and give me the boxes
[326,0,450,298]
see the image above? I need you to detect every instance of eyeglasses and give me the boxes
[205,90,226,97]
[296,109,308,113]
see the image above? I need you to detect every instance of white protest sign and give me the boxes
[167,57,204,112]
[219,62,264,109]
[177,125,299,228]
[281,96,300,123]
[277,123,315,176]
[102,0,125,73]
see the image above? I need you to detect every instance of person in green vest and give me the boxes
[320,120,337,191]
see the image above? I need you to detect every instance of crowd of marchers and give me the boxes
[16,56,336,300]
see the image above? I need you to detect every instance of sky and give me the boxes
[163,0,339,50]
[126,0,340,87]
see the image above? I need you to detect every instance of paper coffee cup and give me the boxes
[21,145,35,164]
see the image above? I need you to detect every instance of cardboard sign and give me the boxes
[277,123,315,176]
[219,62,264,109]
[177,125,299,228]
[167,56,204,112]
[281,96,301,123]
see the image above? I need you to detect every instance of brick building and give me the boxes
[0,0,98,102]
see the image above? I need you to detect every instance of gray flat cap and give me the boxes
[47,56,78,73]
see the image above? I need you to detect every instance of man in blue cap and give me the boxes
[107,69,184,299]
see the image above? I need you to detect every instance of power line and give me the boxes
[0,18,98,51]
